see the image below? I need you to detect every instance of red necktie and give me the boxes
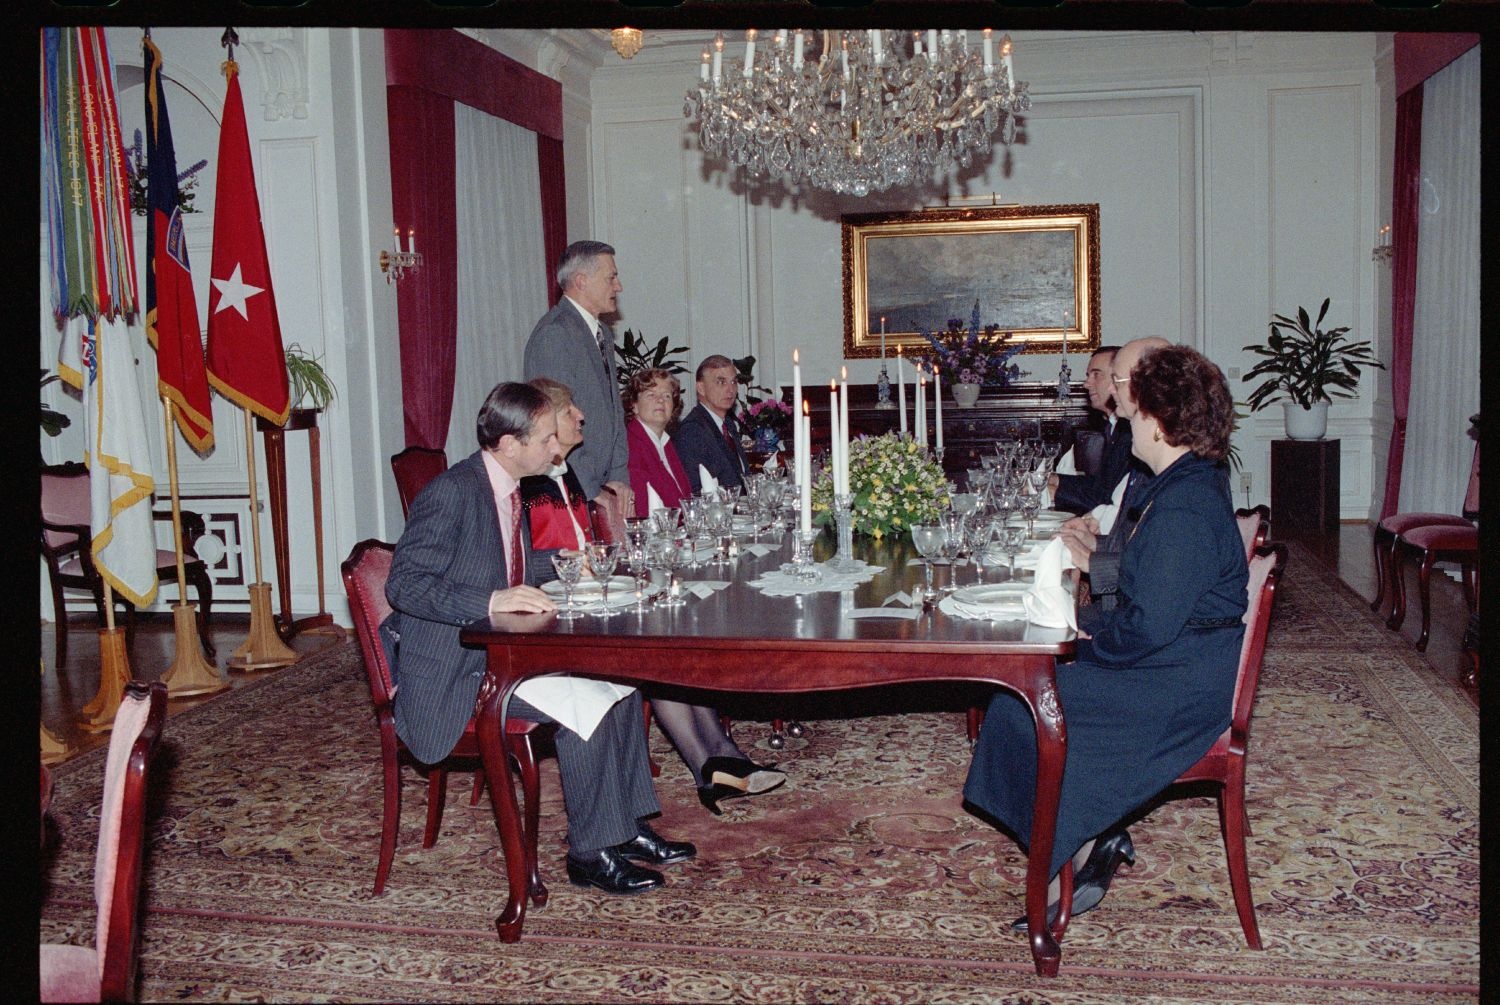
[508,490,525,587]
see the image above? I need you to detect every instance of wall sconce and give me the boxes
[1371,223,1394,264]
[380,227,423,284]
[611,27,643,60]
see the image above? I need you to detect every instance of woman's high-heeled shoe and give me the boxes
[1010,829,1136,931]
[702,757,787,796]
[697,782,748,816]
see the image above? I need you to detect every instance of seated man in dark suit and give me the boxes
[1049,345,1132,514]
[674,354,750,494]
[383,381,694,896]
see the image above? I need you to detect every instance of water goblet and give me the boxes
[587,541,621,613]
[551,549,585,621]
[649,506,681,538]
[999,526,1029,577]
[910,523,948,605]
[650,537,686,608]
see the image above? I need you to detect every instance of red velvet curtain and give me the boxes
[385,29,565,449]
[537,136,567,309]
[1379,85,1422,520]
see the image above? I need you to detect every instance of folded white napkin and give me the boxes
[1054,446,1079,476]
[515,676,635,741]
[1023,537,1078,630]
[699,465,719,494]
[763,451,780,471]
[647,483,665,515]
[741,543,777,558]
[685,580,731,599]
[883,591,919,607]
[1091,470,1131,536]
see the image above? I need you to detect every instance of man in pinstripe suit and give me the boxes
[383,382,693,895]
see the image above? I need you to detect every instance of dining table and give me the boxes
[460,531,1079,976]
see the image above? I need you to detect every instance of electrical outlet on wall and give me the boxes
[1239,471,1252,493]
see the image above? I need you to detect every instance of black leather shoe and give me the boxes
[702,756,787,796]
[697,782,748,816]
[1010,830,1136,931]
[565,847,664,895]
[616,822,697,866]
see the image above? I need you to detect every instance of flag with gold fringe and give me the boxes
[44,26,159,607]
[204,56,289,425]
[143,33,213,452]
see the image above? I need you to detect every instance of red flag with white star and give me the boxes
[204,59,289,425]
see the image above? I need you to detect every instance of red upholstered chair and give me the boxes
[1380,433,1479,651]
[1162,543,1287,950]
[341,540,555,902]
[40,680,167,1003]
[1235,505,1270,561]
[390,446,449,519]
[42,462,215,664]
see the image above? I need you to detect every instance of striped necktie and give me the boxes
[508,490,525,587]
[594,324,611,376]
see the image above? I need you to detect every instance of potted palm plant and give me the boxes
[1241,298,1384,440]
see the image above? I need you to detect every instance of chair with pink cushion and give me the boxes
[40,680,167,1003]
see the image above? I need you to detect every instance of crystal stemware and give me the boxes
[587,541,621,613]
[551,549,585,621]
[999,526,1028,577]
[650,537,686,608]
[910,523,948,604]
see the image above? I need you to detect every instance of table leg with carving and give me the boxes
[475,668,532,943]
[1023,667,1067,976]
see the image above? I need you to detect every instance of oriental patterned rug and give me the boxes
[40,541,1479,1002]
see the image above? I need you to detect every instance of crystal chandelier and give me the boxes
[684,29,1030,197]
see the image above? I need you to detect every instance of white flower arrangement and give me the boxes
[812,432,950,539]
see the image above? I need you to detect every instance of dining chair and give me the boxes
[590,485,626,544]
[390,446,449,519]
[40,680,167,1003]
[42,462,216,664]
[1235,505,1270,560]
[1379,429,1479,651]
[341,539,555,902]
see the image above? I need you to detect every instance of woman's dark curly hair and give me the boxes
[620,368,684,427]
[1130,345,1234,461]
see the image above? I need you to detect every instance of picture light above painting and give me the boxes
[841,204,1100,361]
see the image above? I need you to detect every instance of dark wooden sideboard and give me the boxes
[797,382,1098,475]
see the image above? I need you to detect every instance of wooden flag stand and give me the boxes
[228,409,299,671]
[158,402,229,696]
[41,659,72,763]
[79,616,133,732]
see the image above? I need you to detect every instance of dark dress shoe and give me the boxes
[565,847,664,895]
[1010,830,1136,931]
[702,756,787,796]
[616,822,697,865]
[697,782,749,816]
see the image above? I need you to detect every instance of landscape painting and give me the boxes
[842,205,1100,359]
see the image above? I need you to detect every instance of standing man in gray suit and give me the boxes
[384,382,693,895]
[524,241,635,515]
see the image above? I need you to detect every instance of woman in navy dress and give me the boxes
[964,343,1248,928]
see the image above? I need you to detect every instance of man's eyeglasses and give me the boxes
[1110,375,1132,387]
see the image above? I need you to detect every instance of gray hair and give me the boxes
[556,240,616,291]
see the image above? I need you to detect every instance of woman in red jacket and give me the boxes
[623,369,693,517]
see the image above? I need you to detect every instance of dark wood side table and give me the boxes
[256,408,335,639]
[1271,438,1340,532]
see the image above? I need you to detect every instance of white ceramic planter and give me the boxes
[1282,401,1329,440]
[951,383,981,408]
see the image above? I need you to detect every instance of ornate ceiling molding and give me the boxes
[239,28,309,121]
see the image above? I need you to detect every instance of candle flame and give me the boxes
[793,348,799,363]
[802,400,809,415]
[840,366,847,380]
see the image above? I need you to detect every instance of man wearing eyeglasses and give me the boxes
[1049,345,1130,514]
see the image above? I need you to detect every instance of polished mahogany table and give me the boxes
[460,536,1077,976]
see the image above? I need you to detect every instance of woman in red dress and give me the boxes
[622,369,692,517]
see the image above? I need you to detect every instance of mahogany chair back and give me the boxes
[391,447,449,518]
[40,680,167,1003]
[1234,505,1271,562]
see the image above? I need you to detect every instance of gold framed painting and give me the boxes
[841,204,1100,359]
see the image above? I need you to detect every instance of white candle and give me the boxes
[712,33,724,82]
[1001,35,1015,83]
[407,228,416,256]
[839,366,851,494]
[916,374,927,447]
[982,28,994,73]
[927,30,938,62]
[793,30,804,70]
[744,29,757,77]
[897,347,907,436]
[934,365,944,454]
[840,37,849,80]
[880,316,886,359]
[872,29,883,65]
[799,402,812,533]
[828,380,841,496]
[792,349,803,494]
[700,50,710,81]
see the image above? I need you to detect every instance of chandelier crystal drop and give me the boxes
[684,28,1030,197]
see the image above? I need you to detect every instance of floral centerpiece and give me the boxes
[812,432,950,539]
[741,397,794,451]
[919,300,1028,386]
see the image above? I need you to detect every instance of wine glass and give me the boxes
[650,537,686,608]
[622,519,653,610]
[587,541,621,612]
[999,526,1028,578]
[550,549,585,621]
[910,523,948,604]
[649,506,680,538]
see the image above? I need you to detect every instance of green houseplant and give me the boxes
[284,344,337,413]
[614,329,689,394]
[1241,298,1384,440]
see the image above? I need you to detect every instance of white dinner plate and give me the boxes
[542,575,636,599]
[953,583,1031,607]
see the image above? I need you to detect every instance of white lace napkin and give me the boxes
[684,580,731,599]
[1022,537,1078,630]
[515,677,636,741]
[647,483,665,515]
[699,465,719,494]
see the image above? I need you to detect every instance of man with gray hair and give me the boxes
[675,354,750,494]
[524,241,634,513]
